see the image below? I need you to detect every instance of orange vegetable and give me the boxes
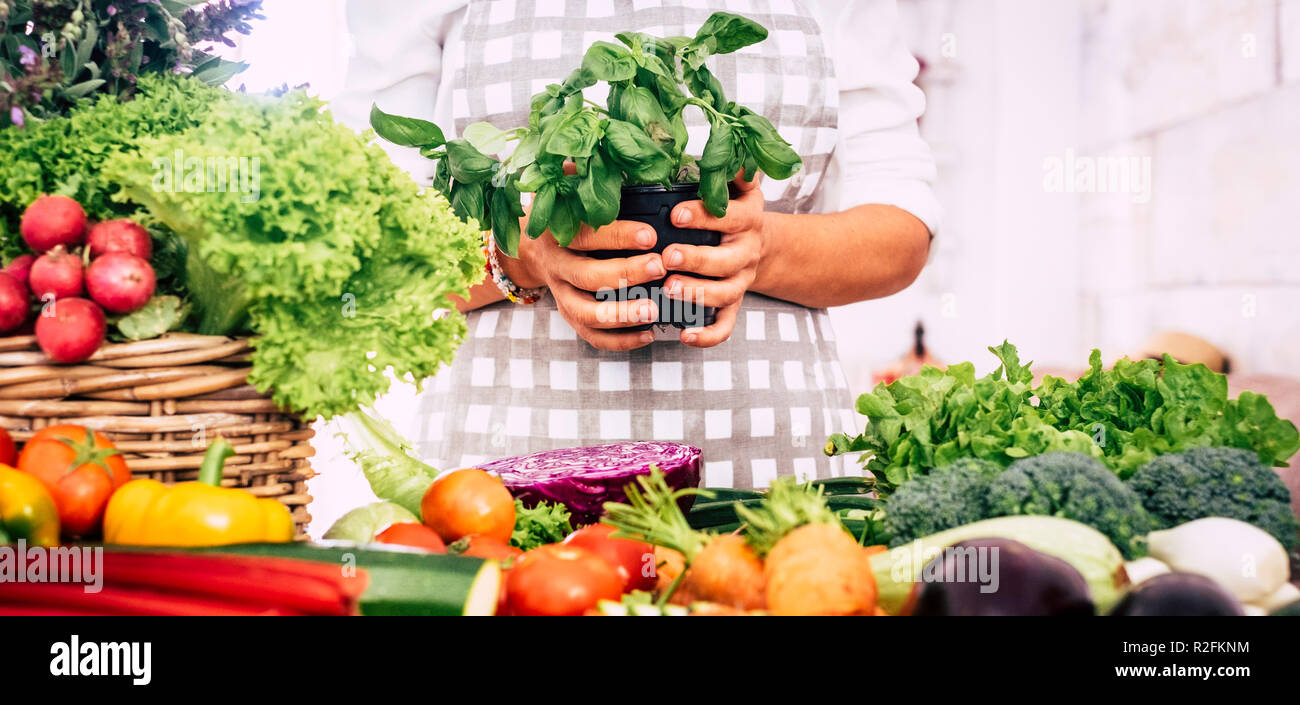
[375,522,447,553]
[764,523,877,616]
[18,424,131,537]
[683,534,767,610]
[420,468,515,543]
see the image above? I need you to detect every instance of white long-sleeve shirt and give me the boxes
[331,0,941,234]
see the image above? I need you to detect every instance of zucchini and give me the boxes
[808,477,876,495]
[687,498,761,529]
[868,516,1127,615]
[825,495,885,512]
[187,541,502,616]
[695,487,764,502]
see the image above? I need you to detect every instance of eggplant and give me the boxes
[1110,572,1245,616]
[910,537,1095,616]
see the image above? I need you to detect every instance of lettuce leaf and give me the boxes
[103,88,483,419]
[829,342,1300,492]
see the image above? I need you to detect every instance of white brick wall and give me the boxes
[840,0,1300,384]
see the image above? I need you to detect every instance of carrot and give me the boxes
[653,545,685,593]
[683,534,766,610]
[764,523,876,616]
[862,544,889,557]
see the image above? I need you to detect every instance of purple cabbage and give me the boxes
[480,442,702,525]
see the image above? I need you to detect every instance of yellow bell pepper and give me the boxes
[103,438,293,546]
[0,464,60,547]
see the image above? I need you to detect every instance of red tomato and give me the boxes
[421,468,515,543]
[375,522,447,553]
[505,545,624,616]
[18,424,131,537]
[0,427,15,466]
[563,523,657,592]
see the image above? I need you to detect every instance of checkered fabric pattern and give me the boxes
[416,293,861,489]
[415,0,858,489]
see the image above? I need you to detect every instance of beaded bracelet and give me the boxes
[482,230,546,305]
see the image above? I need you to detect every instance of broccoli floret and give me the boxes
[1128,447,1300,550]
[987,452,1152,558]
[883,458,1002,546]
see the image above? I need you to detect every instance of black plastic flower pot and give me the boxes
[587,183,736,329]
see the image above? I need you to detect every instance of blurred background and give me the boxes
[211,0,1300,535]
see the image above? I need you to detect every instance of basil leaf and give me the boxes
[527,184,557,240]
[700,117,734,172]
[670,112,690,157]
[681,42,710,72]
[581,41,638,82]
[700,167,729,219]
[739,115,802,180]
[462,122,516,155]
[694,12,769,54]
[445,139,499,184]
[578,150,623,229]
[742,150,759,182]
[516,163,546,192]
[490,186,522,257]
[433,158,452,196]
[562,66,598,94]
[685,65,726,108]
[606,83,626,120]
[543,110,603,158]
[369,104,446,148]
[504,178,527,218]
[503,132,541,173]
[619,85,671,135]
[450,181,487,228]
[604,119,675,186]
[614,31,646,54]
[548,193,582,247]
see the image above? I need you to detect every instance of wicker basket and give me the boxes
[0,333,316,538]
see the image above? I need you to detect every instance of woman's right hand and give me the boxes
[499,219,666,351]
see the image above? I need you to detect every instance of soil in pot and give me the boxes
[586,183,738,329]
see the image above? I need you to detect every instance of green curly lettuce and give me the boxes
[828,342,1299,493]
[102,87,483,419]
[511,500,574,551]
[0,74,227,263]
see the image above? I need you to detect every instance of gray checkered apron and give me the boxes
[413,0,858,489]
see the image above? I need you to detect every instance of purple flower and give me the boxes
[9,107,23,128]
[18,45,37,67]
[107,5,118,16]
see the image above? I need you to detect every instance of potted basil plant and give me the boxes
[369,12,802,327]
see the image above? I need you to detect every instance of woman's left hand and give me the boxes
[665,172,767,347]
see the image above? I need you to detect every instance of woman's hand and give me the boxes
[663,173,767,347]
[499,219,667,351]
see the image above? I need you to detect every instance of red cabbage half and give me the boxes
[480,442,702,525]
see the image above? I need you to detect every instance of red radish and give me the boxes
[0,273,29,332]
[87,219,152,259]
[2,254,35,286]
[35,297,105,363]
[20,195,86,252]
[85,252,155,314]
[28,246,83,300]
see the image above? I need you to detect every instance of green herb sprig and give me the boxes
[369,12,802,257]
